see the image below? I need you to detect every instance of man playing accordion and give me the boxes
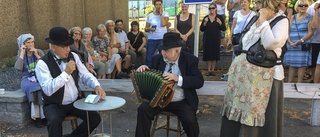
[135,32,204,137]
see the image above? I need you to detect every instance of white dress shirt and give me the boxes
[35,52,100,105]
[164,56,184,102]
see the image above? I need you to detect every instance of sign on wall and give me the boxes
[184,0,213,4]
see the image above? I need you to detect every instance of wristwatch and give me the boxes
[301,38,305,43]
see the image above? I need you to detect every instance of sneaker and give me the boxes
[221,74,228,81]
[220,45,226,53]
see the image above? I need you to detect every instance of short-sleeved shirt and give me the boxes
[146,11,169,40]
[233,10,256,34]
[92,36,109,52]
[127,31,145,51]
[117,30,129,49]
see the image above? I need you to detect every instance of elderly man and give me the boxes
[135,32,204,137]
[35,27,106,137]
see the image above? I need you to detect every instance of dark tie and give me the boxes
[167,63,174,73]
[56,58,68,65]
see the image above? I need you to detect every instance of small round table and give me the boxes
[74,96,126,137]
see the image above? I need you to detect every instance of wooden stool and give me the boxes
[64,115,78,131]
[151,111,182,137]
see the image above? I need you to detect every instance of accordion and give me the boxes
[130,69,175,108]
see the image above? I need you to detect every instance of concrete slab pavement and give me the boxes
[2,92,320,137]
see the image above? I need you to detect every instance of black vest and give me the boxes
[41,51,79,105]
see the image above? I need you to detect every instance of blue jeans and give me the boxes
[145,39,162,66]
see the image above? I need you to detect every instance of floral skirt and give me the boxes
[221,53,275,126]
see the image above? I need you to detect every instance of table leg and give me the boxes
[109,111,112,137]
[86,111,90,137]
[101,112,104,134]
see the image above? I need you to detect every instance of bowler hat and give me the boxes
[45,27,74,46]
[158,32,182,50]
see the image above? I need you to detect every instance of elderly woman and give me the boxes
[92,24,127,79]
[105,20,132,74]
[81,27,105,79]
[14,34,45,128]
[69,26,88,65]
[127,21,147,66]
[220,0,289,137]
[200,2,227,76]
[284,0,316,83]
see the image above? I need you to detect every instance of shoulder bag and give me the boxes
[246,15,287,68]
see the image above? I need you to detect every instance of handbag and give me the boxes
[294,15,311,51]
[231,11,252,45]
[231,33,241,45]
[301,43,312,51]
[246,16,287,68]
[246,39,278,68]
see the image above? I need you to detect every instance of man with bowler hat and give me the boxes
[35,27,106,137]
[135,32,204,137]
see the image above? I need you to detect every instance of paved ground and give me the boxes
[2,91,320,137]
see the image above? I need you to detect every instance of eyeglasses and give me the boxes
[298,4,309,8]
[208,7,216,10]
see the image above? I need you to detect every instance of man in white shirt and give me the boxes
[35,27,106,137]
[115,19,137,68]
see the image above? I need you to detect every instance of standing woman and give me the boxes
[200,2,226,76]
[174,4,196,54]
[278,0,293,21]
[227,0,256,50]
[283,0,315,83]
[144,0,169,66]
[127,21,147,66]
[14,34,45,127]
[220,0,289,137]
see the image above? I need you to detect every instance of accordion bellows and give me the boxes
[130,69,175,108]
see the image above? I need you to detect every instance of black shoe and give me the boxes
[42,118,48,126]
[116,72,129,79]
[62,134,71,137]
[205,72,211,76]
[35,118,45,128]
[210,72,216,76]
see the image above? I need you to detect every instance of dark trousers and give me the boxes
[43,103,101,137]
[135,101,199,137]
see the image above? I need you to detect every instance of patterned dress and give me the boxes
[283,14,312,67]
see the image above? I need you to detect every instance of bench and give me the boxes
[80,79,320,126]
[0,89,31,128]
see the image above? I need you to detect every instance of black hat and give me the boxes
[45,27,74,46]
[158,32,182,50]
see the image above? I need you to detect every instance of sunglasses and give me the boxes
[298,4,308,8]
[208,7,216,10]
